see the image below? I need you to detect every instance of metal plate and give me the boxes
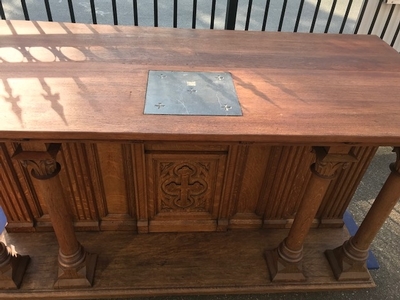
[144,71,242,116]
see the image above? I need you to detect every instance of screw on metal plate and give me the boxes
[145,71,242,116]
[155,103,165,109]
[221,104,232,111]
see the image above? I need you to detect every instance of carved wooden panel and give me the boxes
[260,146,315,228]
[146,148,227,232]
[95,143,136,231]
[318,146,378,227]
[56,143,103,231]
[0,142,36,231]
[227,144,271,229]
[0,140,379,233]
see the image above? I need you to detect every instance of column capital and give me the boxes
[12,143,61,180]
[312,146,357,179]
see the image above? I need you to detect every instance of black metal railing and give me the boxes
[0,0,399,50]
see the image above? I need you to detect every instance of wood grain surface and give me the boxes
[1,20,400,145]
[0,229,374,299]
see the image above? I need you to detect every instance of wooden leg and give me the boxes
[326,147,400,281]
[13,143,97,289]
[265,146,357,282]
[0,242,30,289]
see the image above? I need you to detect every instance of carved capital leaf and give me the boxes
[313,160,349,179]
[312,147,356,179]
[22,159,60,180]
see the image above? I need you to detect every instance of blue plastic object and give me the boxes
[343,210,380,270]
[0,206,6,234]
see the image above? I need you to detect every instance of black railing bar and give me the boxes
[192,0,197,29]
[225,0,238,30]
[390,20,400,47]
[294,0,305,33]
[245,0,253,31]
[112,0,118,25]
[154,0,158,27]
[261,0,270,31]
[133,0,138,26]
[210,0,216,29]
[0,0,6,20]
[325,0,337,33]
[380,4,395,39]
[67,0,76,23]
[44,0,53,22]
[354,0,369,34]
[278,0,287,32]
[368,0,383,35]
[90,0,97,24]
[173,0,178,28]
[339,0,353,33]
[21,0,30,21]
[310,0,321,33]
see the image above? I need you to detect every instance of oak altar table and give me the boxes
[0,20,400,298]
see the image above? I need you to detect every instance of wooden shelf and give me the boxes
[0,228,374,299]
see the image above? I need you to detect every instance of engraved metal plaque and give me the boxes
[144,71,242,116]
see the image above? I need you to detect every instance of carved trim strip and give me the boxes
[59,143,101,222]
[122,144,136,218]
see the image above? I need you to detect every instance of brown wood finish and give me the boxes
[265,146,358,281]
[0,21,400,145]
[12,143,97,288]
[0,20,400,295]
[0,143,377,232]
[0,241,30,289]
[325,147,400,281]
[0,229,374,299]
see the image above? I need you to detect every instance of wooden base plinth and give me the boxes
[54,252,97,289]
[0,229,374,298]
[265,248,306,282]
[325,246,370,281]
[0,254,30,289]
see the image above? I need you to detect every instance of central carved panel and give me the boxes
[146,150,227,229]
[160,162,208,212]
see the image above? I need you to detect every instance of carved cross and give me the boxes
[164,165,206,208]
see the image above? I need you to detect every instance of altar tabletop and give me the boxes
[1,20,400,145]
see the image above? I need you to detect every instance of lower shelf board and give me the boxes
[0,228,374,299]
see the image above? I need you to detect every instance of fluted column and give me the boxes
[13,143,97,288]
[265,146,357,281]
[326,147,400,281]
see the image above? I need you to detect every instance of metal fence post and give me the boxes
[225,0,239,30]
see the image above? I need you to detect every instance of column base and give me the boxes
[325,241,370,281]
[54,251,98,289]
[265,248,306,282]
[0,253,30,289]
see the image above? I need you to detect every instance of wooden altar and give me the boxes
[0,20,400,298]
